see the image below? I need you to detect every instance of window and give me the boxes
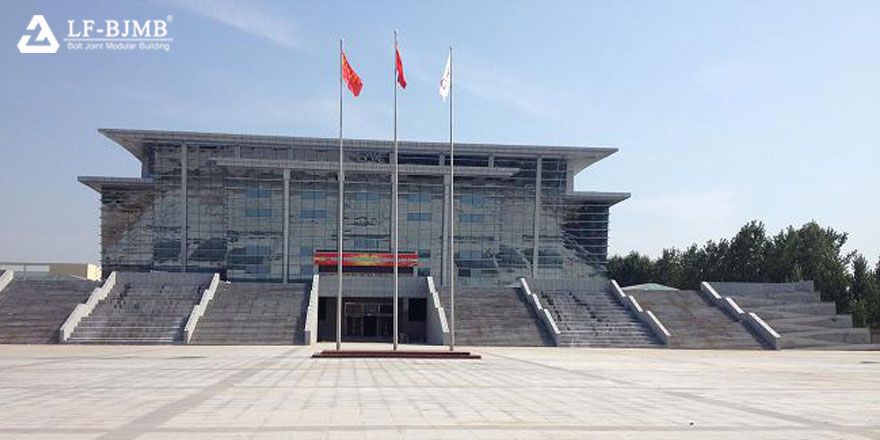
[417,268,431,277]
[245,264,270,275]
[353,192,380,202]
[407,213,432,222]
[408,298,427,321]
[354,238,380,249]
[318,298,327,320]
[300,246,313,256]
[301,190,326,200]
[245,208,272,217]
[461,194,487,206]
[460,213,485,223]
[407,193,431,203]
[246,187,271,198]
[245,245,270,255]
[300,209,327,219]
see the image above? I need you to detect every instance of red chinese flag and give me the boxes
[395,46,407,89]
[341,51,363,97]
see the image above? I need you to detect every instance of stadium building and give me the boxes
[0,129,871,349]
[78,129,627,284]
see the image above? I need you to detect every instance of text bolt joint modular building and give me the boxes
[79,129,629,287]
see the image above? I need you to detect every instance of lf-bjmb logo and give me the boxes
[18,15,60,54]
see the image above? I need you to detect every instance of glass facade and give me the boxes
[89,131,626,286]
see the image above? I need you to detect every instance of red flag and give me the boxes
[395,45,407,89]
[341,51,363,97]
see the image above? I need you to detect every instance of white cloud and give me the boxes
[157,0,298,49]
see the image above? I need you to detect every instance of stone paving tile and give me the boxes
[0,344,877,439]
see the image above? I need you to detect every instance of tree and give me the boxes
[763,222,852,311]
[849,254,874,327]
[724,221,769,281]
[607,252,654,287]
[608,220,876,327]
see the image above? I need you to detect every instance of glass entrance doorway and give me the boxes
[344,300,393,341]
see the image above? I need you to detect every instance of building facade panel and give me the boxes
[86,130,627,285]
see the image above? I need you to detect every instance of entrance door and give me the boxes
[344,300,393,341]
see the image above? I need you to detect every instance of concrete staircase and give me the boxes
[191,282,310,345]
[626,289,765,349]
[67,273,212,344]
[0,274,98,344]
[437,286,552,346]
[536,285,659,348]
[711,281,872,349]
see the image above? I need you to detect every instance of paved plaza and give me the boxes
[0,344,878,439]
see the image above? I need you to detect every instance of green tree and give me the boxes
[607,252,654,287]
[764,222,852,311]
[849,254,874,327]
[724,221,769,281]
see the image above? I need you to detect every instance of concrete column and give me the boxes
[282,168,290,284]
[532,157,542,279]
[180,141,188,271]
[441,174,450,286]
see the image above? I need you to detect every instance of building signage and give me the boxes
[314,251,418,268]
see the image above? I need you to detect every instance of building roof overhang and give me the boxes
[564,191,631,206]
[78,176,154,193]
[99,128,618,175]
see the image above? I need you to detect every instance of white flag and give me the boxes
[439,53,451,101]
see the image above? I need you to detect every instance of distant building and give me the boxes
[80,129,628,286]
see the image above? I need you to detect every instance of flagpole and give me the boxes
[392,30,400,351]
[336,37,344,351]
[448,45,455,352]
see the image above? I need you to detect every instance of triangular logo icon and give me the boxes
[18,15,60,54]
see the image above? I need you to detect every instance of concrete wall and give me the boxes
[710,281,814,295]
[0,263,101,281]
[526,276,608,293]
[115,271,214,285]
[318,275,427,298]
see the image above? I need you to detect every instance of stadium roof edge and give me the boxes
[98,128,619,174]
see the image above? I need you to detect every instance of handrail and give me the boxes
[700,281,781,349]
[0,270,14,294]
[518,278,561,345]
[183,273,221,343]
[59,271,117,342]
[303,274,320,345]
[610,280,671,345]
[426,277,450,345]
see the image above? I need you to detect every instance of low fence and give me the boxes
[609,280,671,345]
[183,274,221,343]
[426,277,451,345]
[518,278,561,345]
[59,272,118,342]
[303,274,320,345]
[0,270,13,294]
[700,281,781,349]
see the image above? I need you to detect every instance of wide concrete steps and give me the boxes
[539,289,660,348]
[0,277,97,344]
[628,290,764,349]
[714,282,874,350]
[438,287,552,347]
[68,277,210,345]
[190,282,309,345]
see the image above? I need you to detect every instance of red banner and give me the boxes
[314,251,418,268]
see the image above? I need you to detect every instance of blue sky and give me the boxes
[1,0,878,264]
